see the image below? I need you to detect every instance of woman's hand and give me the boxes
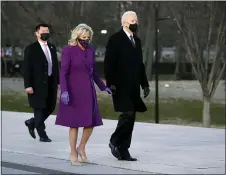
[104,87,112,94]
[61,91,70,104]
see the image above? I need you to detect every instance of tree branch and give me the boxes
[208,10,226,90]
[169,5,203,83]
[209,62,226,99]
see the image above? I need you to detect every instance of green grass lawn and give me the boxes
[2,92,225,128]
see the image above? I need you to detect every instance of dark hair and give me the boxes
[35,23,49,32]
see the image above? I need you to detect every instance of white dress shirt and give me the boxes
[38,40,52,64]
[123,28,135,44]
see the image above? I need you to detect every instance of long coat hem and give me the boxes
[55,121,103,128]
[23,41,59,109]
[104,29,149,113]
[55,45,105,127]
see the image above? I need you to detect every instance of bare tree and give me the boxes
[169,2,226,127]
[142,2,155,81]
[129,1,155,80]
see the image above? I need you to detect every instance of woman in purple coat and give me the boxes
[55,24,111,165]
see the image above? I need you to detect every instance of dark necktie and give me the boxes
[129,35,136,47]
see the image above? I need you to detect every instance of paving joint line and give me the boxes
[2,149,157,174]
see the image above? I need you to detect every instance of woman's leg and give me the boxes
[69,127,79,163]
[77,127,93,162]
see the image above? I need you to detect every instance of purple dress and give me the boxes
[55,45,106,128]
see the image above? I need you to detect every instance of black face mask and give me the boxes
[129,23,138,33]
[40,33,50,41]
[78,38,89,48]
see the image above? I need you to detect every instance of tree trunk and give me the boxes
[143,21,154,80]
[174,46,180,80]
[12,45,16,64]
[202,96,211,128]
[146,45,154,80]
[3,58,8,77]
[143,16,152,65]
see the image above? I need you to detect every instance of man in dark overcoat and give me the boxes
[23,23,59,142]
[104,11,150,161]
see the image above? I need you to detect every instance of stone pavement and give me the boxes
[2,111,225,174]
[2,151,147,174]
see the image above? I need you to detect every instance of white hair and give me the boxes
[121,11,137,26]
[68,23,93,45]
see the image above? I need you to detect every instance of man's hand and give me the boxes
[143,87,150,98]
[25,87,34,94]
[110,85,116,95]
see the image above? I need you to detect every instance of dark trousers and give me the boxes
[30,76,54,138]
[110,111,136,150]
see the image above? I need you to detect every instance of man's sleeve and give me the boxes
[139,40,149,89]
[104,36,118,87]
[56,60,60,85]
[140,62,149,89]
[53,44,60,85]
[23,45,33,89]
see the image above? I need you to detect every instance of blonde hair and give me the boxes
[68,23,94,45]
[121,11,137,26]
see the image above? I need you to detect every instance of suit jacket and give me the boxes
[104,29,149,112]
[23,41,59,109]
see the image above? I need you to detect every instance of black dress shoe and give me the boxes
[109,142,122,160]
[40,137,52,142]
[120,149,137,161]
[121,156,137,161]
[24,120,36,139]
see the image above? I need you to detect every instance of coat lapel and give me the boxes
[119,29,136,48]
[35,41,46,59]
[47,43,54,59]
[35,41,55,66]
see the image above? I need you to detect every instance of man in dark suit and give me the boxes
[104,11,150,161]
[23,24,59,142]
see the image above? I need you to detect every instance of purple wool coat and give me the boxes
[55,45,106,128]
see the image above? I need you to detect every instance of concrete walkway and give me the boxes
[2,111,225,174]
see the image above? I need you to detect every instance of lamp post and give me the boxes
[154,3,170,124]
[154,3,159,124]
